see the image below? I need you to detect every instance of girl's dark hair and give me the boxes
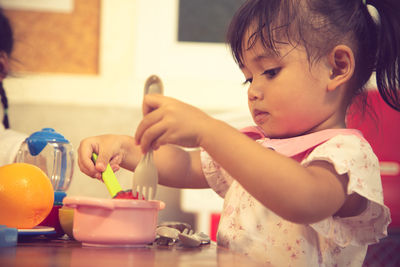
[0,8,13,129]
[227,0,400,112]
[0,9,13,55]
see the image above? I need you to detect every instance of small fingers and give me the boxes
[135,112,166,153]
[109,154,122,172]
[142,94,163,116]
[95,147,118,173]
[78,141,101,179]
[77,136,124,181]
[110,164,120,173]
[143,126,167,153]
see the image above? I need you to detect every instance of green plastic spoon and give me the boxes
[92,153,123,198]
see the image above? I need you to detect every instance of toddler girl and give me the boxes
[78,0,399,265]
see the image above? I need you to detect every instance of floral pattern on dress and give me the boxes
[201,130,391,267]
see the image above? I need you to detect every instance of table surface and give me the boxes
[0,236,265,267]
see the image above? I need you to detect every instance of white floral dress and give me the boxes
[201,127,391,266]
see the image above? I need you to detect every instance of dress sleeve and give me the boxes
[0,128,27,166]
[302,135,391,246]
[200,149,233,198]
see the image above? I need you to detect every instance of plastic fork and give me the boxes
[132,150,158,200]
[132,75,164,200]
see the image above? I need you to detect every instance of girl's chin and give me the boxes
[255,125,299,139]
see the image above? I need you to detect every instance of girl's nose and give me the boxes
[248,83,264,101]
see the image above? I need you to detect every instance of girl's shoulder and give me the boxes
[304,134,390,247]
[302,133,379,172]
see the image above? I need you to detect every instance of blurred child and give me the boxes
[78,0,399,265]
[0,8,27,165]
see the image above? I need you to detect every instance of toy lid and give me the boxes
[26,128,70,156]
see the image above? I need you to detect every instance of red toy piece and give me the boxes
[114,190,145,200]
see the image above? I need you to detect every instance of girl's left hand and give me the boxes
[135,94,213,152]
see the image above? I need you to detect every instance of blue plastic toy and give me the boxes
[0,225,18,247]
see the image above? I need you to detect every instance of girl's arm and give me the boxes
[136,95,364,224]
[153,146,209,189]
[199,119,356,224]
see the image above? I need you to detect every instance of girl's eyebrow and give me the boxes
[241,52,278,69]
[239,51,278,69]
[253,53,277,62]
[254,46,284,61]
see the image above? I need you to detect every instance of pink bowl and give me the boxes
[63,196,165,247]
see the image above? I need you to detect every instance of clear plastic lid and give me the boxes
[16,128,74,192]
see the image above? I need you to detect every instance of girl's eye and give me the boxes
[242,67,280,85]
[262,68,281,78]
[242,78,253,85]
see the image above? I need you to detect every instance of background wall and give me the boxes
[4,0,100,74]
[4,0,248,108]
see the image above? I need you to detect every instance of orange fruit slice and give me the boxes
[0,163,54,228]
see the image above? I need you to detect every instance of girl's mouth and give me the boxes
[253,110,269,124]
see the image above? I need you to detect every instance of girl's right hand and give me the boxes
[77,135,127,180]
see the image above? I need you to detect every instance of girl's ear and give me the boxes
[0,51,9,81]
[327,45,355,91]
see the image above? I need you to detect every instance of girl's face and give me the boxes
[240,39,344,138]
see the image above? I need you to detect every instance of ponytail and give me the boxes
[370,0,400,111]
